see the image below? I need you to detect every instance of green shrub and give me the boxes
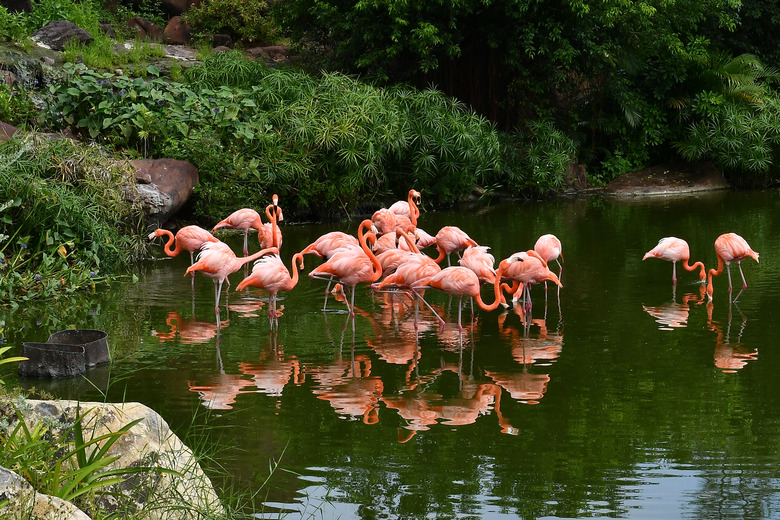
[0,135,148,306]
[184,0,278,47]
[0,83,38,128]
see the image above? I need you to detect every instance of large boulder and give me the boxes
[126,17,164,42]
[125,158,199,228]
[1,399,224,520]
[31,20,94,51]
[163,16,192,45]
[0,466,92,520]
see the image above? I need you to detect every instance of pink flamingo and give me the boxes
[299,231,359,258]
[236,252,305,328]
[433,226,478,266]
[499,251,562,310]
[706,233,759,301]
[388,189,422,220]
[186,243,278,327]
[258,195,283,250]
[212,208,263,256]
[534,234,564,279]
[411,265,504,333]
[147,225,219,275]
[309,219,382,318]
[643,236,705,284]
[459,245,497,284]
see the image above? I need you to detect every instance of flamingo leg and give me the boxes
[457,295,464,334]
[349,285,357,318]
[733,262,749,301]
[243,231,249,257]
[726,263,734,298]
[214,279,223,328]
[412,288,446,331]
[672,261,678,285]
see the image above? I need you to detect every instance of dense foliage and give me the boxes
[0,136,148,306]
[36,54,562,221]
[272,0,780,183]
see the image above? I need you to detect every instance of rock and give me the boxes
[1,68,17,87]
[31,20,94,51]
[1,466,92,520]
[604,161,730,196]
[2,399,225,520]
[164,16,191,45]
[0,121,18,142]
[245,45,291,65]
[160,0,195,16]
[126,17,164,42]
[125,158,199,227]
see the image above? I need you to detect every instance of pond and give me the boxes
[4,189,780,519]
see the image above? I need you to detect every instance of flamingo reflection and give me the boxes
[707,301,758,373]
[239,332,304,400]
[642,284,706,330]
[306,322,384,424]
[152,311,224,344]
[188,333,254,410]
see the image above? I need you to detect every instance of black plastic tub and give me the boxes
[18,329,110,379]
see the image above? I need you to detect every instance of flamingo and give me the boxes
[389,189,422,220]
[534,234,564,279]
[299,231,359,258]
[643,237,705,284]
[147,225,219,274]
[258,195,283,250]
[706,233,759,301]
[459,245,497,284]
[236,252,305,328]
[212,208,264,257]
[309,219,382,317]
[186,242,278,327]
[411,265,504,333]
[433,226,478,266]
[499,251,562,310]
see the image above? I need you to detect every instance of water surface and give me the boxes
[4,190,780,519]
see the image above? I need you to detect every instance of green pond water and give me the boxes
[4,189,780,519]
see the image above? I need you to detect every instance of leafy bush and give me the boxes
[0,6,28,41]
[184,0,278,47]
[0,83,38,128]
[0,135,148,306]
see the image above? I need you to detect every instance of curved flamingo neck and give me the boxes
[398,230,421,254]
[475,265,507,311]
[289,252,304,288]
[706,256,725,299]
[160,230,181,257]
[433,245,447,264]
[683,259,706,280]
[407,191,420,226]
[266,203,280,248]
[358,220,382,281]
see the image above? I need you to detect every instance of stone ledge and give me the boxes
[604,161,730,196]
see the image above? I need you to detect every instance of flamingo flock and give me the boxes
[149,190,760,333]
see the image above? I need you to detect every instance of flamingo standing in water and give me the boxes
[534,234,564,280]
[258,195,284,250]
[499,251,562,310]
[459,246,497,284]
[433,226,478,266]
[706,233,759,301]
[236,252,305,328]
[147,225,220,275]
[309,219,382,318]
[212,195,282,256]
[411,265,505,333]
[212,208,263,256]
[186,243,278,327]
[643,237,705,284]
